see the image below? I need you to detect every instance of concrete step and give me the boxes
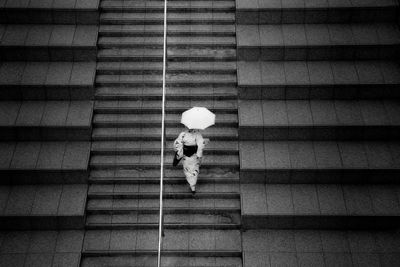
[87,192,241,214]
[95,74,237,86]
[239,100,400,140]
[86,212,241,230]
[94,99,238,113]
[97,47,237,61]
[91,140,238,155]
[89,154,239,169]
[101,0,235,12]
[89,167,239,182]
[82,229,241,255]
[92,126,238,141]
[0,184,86,229]
[0,230,83,266]
[0,101,93,141]
[239,141,400,184]
[241,184,400,229]
[236,0,399,24]
[87,205,240,215]
[0,62,95,100]
[92,113,237,127]
[97,48,163,61]
[86,199,241,229]
[99,24,236,37]
[89,176,240,185]
[82,255,242,267]
[95,86,237,100]
[237,23,400,61]
[0,25,98,61]
[0,3,99,24]
[100,12,235,25]
[88,181,240,193]
[98,36,236,48]
[237,60,400,100]
[96,61,237,74]
[0,141,90,184]
[242,229,400,267]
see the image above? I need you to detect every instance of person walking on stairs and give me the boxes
[174,128,205,195]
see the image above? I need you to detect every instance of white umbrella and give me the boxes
[181,107,216,130]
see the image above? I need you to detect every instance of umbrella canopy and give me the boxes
[181,107,215,130]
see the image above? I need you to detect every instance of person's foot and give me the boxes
[190,186,196,197]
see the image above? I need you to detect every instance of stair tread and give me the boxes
[96,74,237,83]
[95,86,238,99]
[99,24,236,35]
[91,140,238,151]
[98,47,237,60]
[98,36,237,46]
[96,61,237,71]
[238,60,400,87]
[89,154,240,166]
[87,198,241,209]
[81,255,242,267]
[93,113,237,123]
[240,140,400,170]
[241,0,398,9]
[88,182,239,193]
[92,127,238,140]
[237,23,400,47]
[239,100,400,127]
[101,12,235,20]
[94,99,238,111]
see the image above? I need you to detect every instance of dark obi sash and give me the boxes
[183,145,198,157]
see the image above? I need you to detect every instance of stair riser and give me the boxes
[99,32,235,37]
[238,85,400,100]
[92,135,238,141]
[0,127,91,141]
[93,108,237,114]
[87,208,240,214]
[239,127,400,141]
[95,82,237,87]
[97,69,236,75]
[97,56,237,62]
[98,56,163,62]
[89,178,239,184]
[0,170,88,185]
[82,251,242,257]
[90,150,238,156]
[85,224,240,230]
[90,164,239,169]
[101,7,235,12]
[0,216,84,230]
[93,122,237,127]
[100,19,235,25]
[81,255,242,267]
[0,10,99,24]
[0,47,97,62]
[237,8,398,24]
[99,43,236,49]
[88,194,240,199]
[238,46,400,61]
[242,215,400,230]
[240,170,400,184]
[95,95,237,101]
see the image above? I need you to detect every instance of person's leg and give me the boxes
[183,156,199,193]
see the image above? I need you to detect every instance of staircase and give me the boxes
[236,1,400,266]
[81,0,243,265]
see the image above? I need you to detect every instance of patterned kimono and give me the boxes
[173,129,205,190]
